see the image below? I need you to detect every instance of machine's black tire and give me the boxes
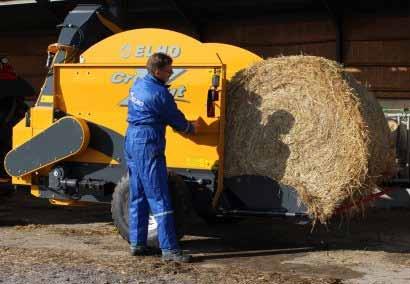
[111,173,192,248]
[0,183,14,201]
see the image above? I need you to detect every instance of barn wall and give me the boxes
[2,13,410,109]
[0,31,58,92]
[201,14,410,107]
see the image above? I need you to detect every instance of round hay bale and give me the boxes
[224,55,396,223]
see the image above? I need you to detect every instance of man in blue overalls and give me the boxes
[125,53,195,263]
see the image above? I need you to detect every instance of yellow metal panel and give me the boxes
[12,175,31,186]
[8,120,33,185]
[11,119,32,148]
[31,185,40,197]
[54,63,223,170]
[30,107,54,129]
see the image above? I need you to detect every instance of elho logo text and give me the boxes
[120,44,182,59]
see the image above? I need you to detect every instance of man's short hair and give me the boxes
[147,53,173,74]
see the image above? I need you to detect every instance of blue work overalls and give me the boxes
[125,73,192,252]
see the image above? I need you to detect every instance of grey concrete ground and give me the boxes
[1,189,410,284]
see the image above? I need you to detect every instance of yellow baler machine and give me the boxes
[5,28,261,212]
[5,4,407,243]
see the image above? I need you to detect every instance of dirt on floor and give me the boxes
[1,188,410,284]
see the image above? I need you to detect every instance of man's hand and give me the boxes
[189,117,205,135]
[177,117,204,135]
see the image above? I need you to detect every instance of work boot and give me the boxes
[130,245,160,256]
[161,250,193,263]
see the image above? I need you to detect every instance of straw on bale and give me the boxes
[224,55,396,223]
